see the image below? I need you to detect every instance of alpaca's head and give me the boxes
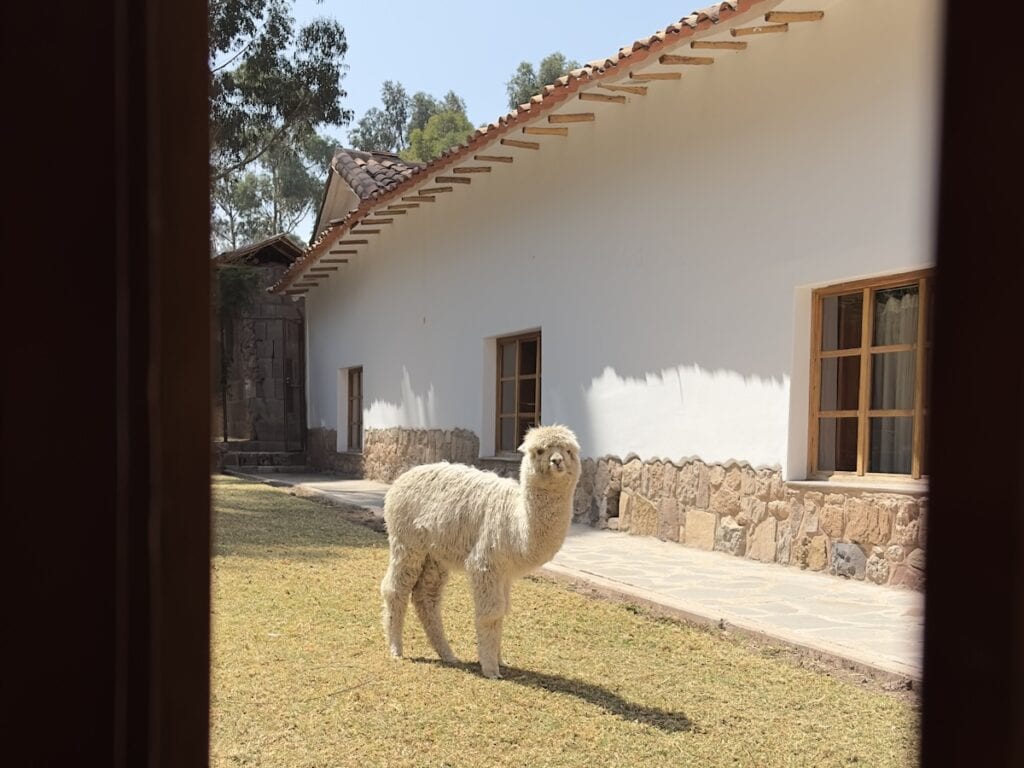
[518,425,581,490]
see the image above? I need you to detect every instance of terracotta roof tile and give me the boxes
[272,1,778,295]
[332,148,422,201]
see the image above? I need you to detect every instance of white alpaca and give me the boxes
[380,425,581,678]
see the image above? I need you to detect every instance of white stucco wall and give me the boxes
[303,0,941,478]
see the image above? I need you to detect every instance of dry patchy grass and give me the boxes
[211,475,918,767]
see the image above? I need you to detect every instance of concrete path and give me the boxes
[223,469,924,682]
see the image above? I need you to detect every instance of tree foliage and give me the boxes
[350,83,471,162]
[213,131,336,251]
[505,52,582,110]
[401,110,474,164]
[209,0,352,182]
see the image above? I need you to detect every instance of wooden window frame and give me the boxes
[495,331,542,455]
[809,268,934,481]
[347,366,363,452]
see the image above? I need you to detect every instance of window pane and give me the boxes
[500,380,515,414]
[819,356,861,411]
[500,342,516,377]
[821,293,862,351]
[518,378,537,414]
[872,285,919,346]
[500,417,516,452]
[818,417,858,472]
[869,416,913,474]
[817,417,857,472]
[520,339,538,376]
[871,352,916,410]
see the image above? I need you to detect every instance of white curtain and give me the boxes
[872,291,918,472]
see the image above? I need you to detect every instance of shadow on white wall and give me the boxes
[365,366,438,429]
[579,364,790,470]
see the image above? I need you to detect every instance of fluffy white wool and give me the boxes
[380,424,581,678]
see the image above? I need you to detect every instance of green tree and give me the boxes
[209,0,351,182]
[349,80,411,152]
[401,110,474,163]
[505,52,582,110]
[213,131,336,251]
[352,83,470,160]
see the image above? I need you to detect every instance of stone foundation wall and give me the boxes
[573,455,926,590]
[307,428,364,475]
[362,427,480,483]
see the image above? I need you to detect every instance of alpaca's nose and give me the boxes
[550,454,564,469]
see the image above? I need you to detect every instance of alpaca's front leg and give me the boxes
[470,569,507,679]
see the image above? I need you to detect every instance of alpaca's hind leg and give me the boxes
[381,543,426,658]
[470,569,509,679]
[411,556,457,663]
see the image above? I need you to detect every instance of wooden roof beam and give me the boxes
[524,126,568,136]
[376,209,405,215]
[387,203,419,209]
[597,84,648,95]
[350,228,380,235]
[579,92,626,104]
[659,54,714,65]
[474,154,513,163]
[549,112,594,124]
[321,258,349,263]
[691,40,747,50]
[501,138,540,150]
[629,71,682,81]
[453,166,491,173]
[418,186,453,193]
[731,23,788,36]
[337,239,368,245]
[403,195,436,202]
[329,249,358,255]
[434,176,471,184]
[765,11,823,23]
[285,289,308,295]
[361,218,394,224]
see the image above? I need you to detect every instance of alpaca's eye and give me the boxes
[536,448,545,455]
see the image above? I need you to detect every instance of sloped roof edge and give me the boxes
[272,0,781,294]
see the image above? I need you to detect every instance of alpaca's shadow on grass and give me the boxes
[410,658,692,733]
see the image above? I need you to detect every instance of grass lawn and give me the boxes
[211,475,918,767]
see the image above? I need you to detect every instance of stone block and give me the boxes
[685,509,717,551]
[622,458,642,494]
[674,463,696,505]
[845,497,894,546]
[715,516,747,556]
[710,486,741,517]
[831,542,867,580]
[628,494,658,537]
[893,502,920,548]
[776,523,792,565]
[819,503,845,539]
[768,500,790,521]
[890,548,925,590]
[866,547,890,585]
[740,468,757,496]
[724,466,742,491]
[738,496,768,526]
[747,517,778,562]
[657,498,680,542]
[618,490,633,531]
[709,465,726,487]
[807,535,829,572]
[695,464,710,509]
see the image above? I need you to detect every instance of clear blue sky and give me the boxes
[293,0,698,143]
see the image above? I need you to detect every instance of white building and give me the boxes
[274,0,939,588]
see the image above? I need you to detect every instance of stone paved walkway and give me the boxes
[223,469,924,681]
